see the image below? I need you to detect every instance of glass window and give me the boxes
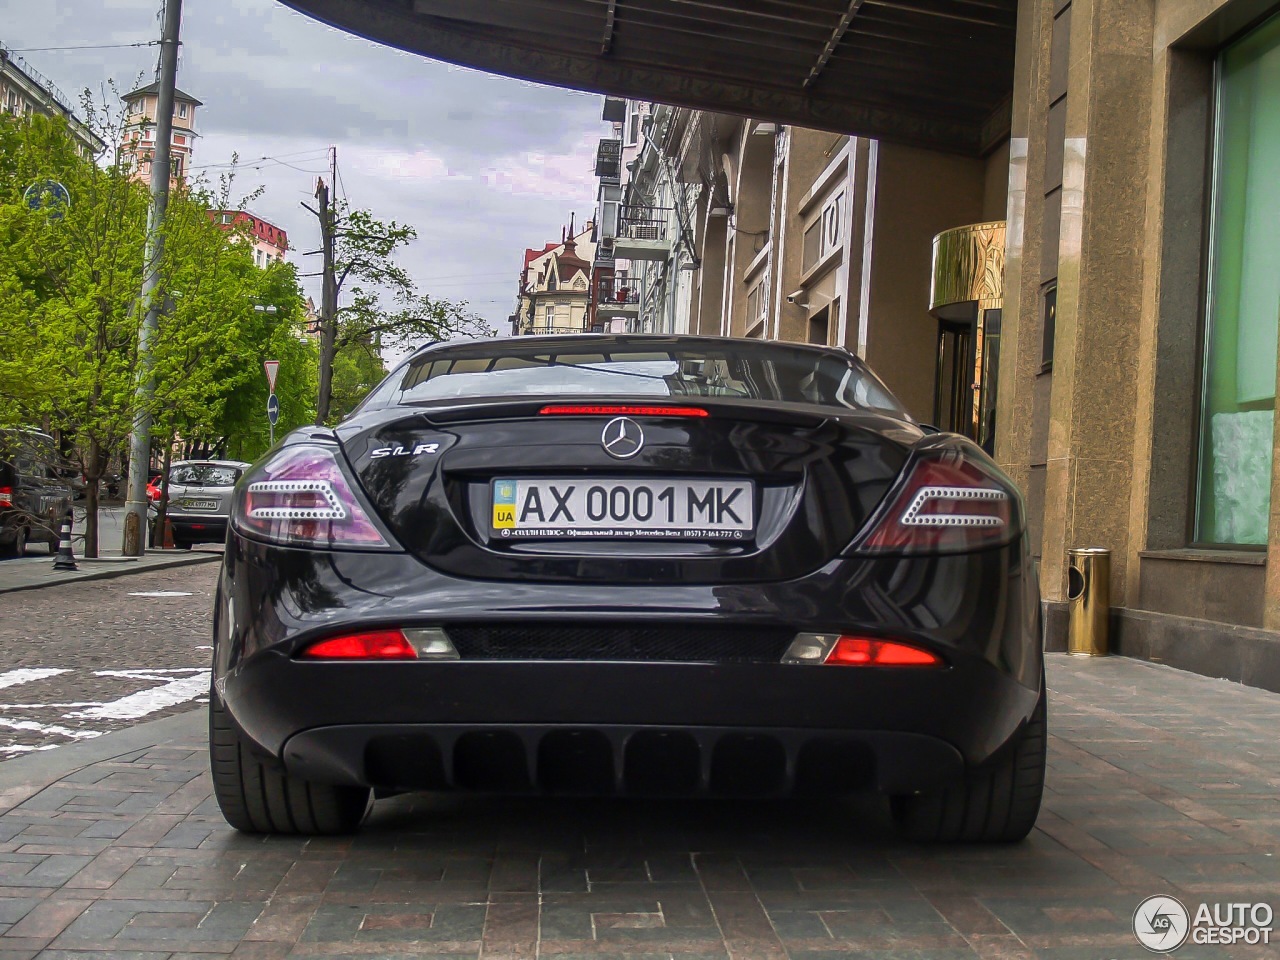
[1197,15,1280,545]
[802,221,821,272]
[363,339,907,415]
[169,464,241,486]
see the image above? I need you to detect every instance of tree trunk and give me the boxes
[317,329,337,425]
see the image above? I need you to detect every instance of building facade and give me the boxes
[593,100,1008,435]
[0,40,105,157]
[513,221,597,335]
[118,83,201,188]
[212,210,289,267]
[990,0,1280,686]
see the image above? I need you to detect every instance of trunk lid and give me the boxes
[337,400,916,584]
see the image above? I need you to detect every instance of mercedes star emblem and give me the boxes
[601,417,644,459]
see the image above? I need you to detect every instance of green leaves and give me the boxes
[318,201,489,422]
[0,111,320,529]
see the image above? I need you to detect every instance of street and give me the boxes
[0,564,214,755]
[0,640,1273,958]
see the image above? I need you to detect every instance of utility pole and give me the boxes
[123,0,183,557]
[314,146,338,425]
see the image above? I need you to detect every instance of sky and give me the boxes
[1,0,608,336]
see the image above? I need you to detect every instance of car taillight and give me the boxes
[539,404,708,417]
[0,486,11,508]
[825,636,942,666]
[853,448,1016,554]
[783,633,944,667]
[299,630,417,660]
[233,444,392,549]
[297,627,459,660]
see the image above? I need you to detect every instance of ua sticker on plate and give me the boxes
[492,479,517,528]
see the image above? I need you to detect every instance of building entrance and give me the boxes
[929,222,1005,452]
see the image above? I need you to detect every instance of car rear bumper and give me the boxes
[221,654,1034,796]
[284,723,964,797]
[215,533,1043,796]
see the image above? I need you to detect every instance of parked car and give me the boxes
[0,429,73,558]
[210,335,1045,841]
[146,473,163,503]
[164,460,250,549]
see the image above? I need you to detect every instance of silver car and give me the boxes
[164,459,250,548]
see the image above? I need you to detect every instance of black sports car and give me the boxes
[211,335,1044,841]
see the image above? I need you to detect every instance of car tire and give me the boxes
[892,676,1046,843]
[12,527,28,559]
[173,541,192,550]
[208,690,370,835]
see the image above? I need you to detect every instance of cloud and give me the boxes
[0,0,609,337]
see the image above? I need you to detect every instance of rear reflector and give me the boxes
[782,633,943,667]
[539,404,708,417]
[299,630,418,660]
[826,636,942,667]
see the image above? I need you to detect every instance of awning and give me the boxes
[280,0,1016,155]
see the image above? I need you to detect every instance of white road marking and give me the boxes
[66,670,209,721]
[0,717,101,739]
[0,702,102,709]
[0,668,69,690]
[95,668,207,677]
[127,591,194,597]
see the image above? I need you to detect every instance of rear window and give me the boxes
[170,464,241,486]
[362,340,906,415]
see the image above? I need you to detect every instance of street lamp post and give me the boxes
[122,0,184,557]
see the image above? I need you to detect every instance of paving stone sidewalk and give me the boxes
[0,654,1277,959]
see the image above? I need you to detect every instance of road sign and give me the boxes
[263,360,279,393]
[267,393,280,427]
[24,180,71,219]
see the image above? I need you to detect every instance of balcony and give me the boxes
[518,323,588,337]
[595,138,621,180]
[597,279,640,317]
[614,205,671,261]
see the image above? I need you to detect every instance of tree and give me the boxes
[328,341,387,423]
[313,203,489,423]
[0,112,315,555]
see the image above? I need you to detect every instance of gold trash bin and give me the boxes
[1066,548,1110,656]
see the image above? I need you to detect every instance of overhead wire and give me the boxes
[6,42,161,53]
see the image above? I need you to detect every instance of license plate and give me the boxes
[491,478,754,541]
[181,498,217,510]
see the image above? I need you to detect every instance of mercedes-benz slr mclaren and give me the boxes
[210,335,1044,841]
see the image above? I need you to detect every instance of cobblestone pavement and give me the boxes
[0,654,1274,959]
[0,565,217,756]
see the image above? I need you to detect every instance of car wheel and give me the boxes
[208,689,369,835]
[173,540,192,550]
[892,676,1046,843]
[12,527,28,559]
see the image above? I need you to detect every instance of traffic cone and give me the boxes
[52,516,77,571]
